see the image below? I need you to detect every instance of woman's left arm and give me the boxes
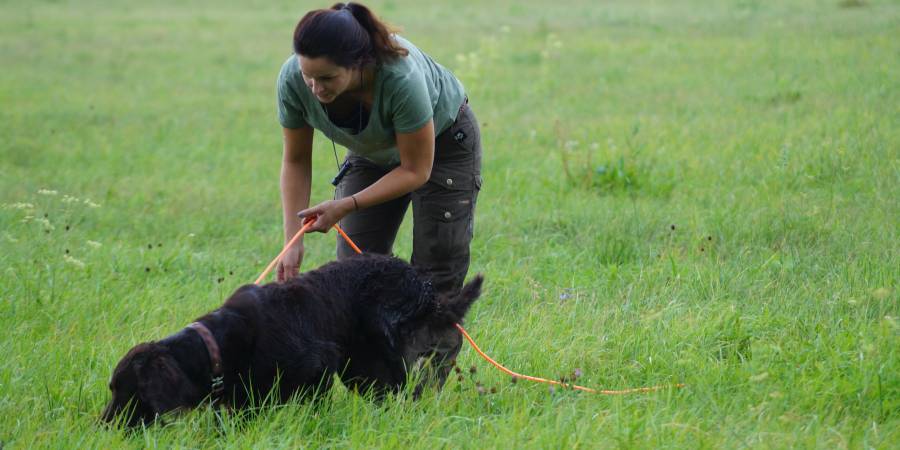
[298,120,435,232]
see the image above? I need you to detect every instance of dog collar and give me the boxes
[187,322,225,401]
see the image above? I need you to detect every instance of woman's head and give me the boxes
[292,2,408,69]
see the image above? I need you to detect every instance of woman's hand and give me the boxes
[277,242,305,282]
[297,197,356,233]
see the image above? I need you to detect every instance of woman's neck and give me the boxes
[344,65,376,104]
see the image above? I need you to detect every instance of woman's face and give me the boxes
[298,55,354,104]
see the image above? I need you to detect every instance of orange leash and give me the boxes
[254,220,314,285]
[455,323,683,394]
[255,220,684,395]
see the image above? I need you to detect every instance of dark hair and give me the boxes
[292,2,408,68]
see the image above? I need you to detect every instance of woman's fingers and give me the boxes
[298,209,323,231]
[310,213,335,232]
[278,245,303,282]
[297,200,345,233]
[297,205,322,220]
[297,206,325,232]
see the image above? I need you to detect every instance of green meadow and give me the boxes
[1,0,898,447]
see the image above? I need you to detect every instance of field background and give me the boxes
[1,0,898,447]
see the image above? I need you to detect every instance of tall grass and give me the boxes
[1,0,898,447]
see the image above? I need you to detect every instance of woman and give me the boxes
[275,2,482,295]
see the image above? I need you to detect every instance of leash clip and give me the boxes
[211,375,224,395]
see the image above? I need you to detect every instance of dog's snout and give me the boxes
[100,403,114,423]
[100,400,125,426]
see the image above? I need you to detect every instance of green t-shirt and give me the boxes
[276,35,466,167]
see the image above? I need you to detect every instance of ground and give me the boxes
[0,0,898,447]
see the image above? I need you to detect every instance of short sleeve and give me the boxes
[389,68,433,134]
[276,58,308,129]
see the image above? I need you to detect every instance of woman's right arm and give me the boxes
[278,125,315,281]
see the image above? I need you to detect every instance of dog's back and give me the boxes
[233,254,435,342]
[219,254,442,398]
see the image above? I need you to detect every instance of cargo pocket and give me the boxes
[428,166,476,191]
[415,188,475,262]
[429,150,479,193]
[430,110,480,191]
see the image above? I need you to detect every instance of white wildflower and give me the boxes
[750,372,769,382]
[564,140,579,150]
[884,316,898,330]
[541,33,563,57]
[35,217,54,230]
[87,240,102,248]
[64,255,85,268]
[62,195,80,204]
[38,189,58,196]
[83,198,101,208]
[6,202,35,210]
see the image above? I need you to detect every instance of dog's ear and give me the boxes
[136,351,200,416]
[435,275,483,324]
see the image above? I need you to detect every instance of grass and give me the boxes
[1,0,898,447]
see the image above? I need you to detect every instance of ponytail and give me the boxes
[293,2,408,68]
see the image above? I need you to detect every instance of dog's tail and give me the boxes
[435,275,483,325]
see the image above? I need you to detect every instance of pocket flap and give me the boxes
[427,166,475,191]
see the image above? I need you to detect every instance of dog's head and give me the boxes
[402,275,484,372]
[101,342,203,427]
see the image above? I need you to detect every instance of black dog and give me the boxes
[101,254,483,427]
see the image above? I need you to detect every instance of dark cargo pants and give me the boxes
[335,102,482,295]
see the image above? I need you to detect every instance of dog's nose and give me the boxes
[100,402,116,424]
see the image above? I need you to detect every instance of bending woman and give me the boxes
[275,2,482,295]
